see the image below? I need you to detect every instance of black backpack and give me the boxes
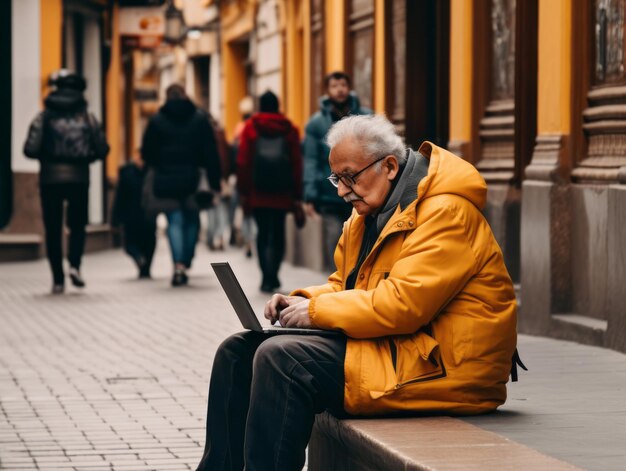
[253,130,293,192]
[43,110,100,162]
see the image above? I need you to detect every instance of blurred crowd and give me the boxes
[24,69,370,294]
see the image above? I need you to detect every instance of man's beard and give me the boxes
[330,95,350,107]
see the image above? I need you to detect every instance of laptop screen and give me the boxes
[211,262,263,331]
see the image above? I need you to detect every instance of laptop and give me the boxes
[211,262,340,336]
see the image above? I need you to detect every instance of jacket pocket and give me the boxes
[367,331,446,400]
[393,331,446,388]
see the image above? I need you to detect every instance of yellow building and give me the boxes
[1,0,122,261]
[2,0,625,353]
[214,0,626,353]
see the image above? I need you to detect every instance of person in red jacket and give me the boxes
[236,90,303,292]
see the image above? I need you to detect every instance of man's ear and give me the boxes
[385,155,399,180]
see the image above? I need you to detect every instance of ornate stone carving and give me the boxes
[595,0,625,84]
[478,100,515,182]
[526,134,566,182]
[577,85,626,182]
[491,0,516,100]
[478,0,516,183]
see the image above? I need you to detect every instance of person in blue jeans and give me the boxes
[141,84,221,286]
[165,207,200,278]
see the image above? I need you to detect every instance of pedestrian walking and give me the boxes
[141,84,221,286]
[228,96,255,257]
[236,91,303,292]
[111,161,156,279]
[23,69,109,294]
[303,71,372,271]
[206,113,231,251]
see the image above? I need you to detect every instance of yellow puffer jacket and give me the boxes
[291,142,517,415]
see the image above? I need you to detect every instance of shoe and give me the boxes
[51,284,64,295]
[245,245,252,258]
[69,268,85,288]
[229,228,239,247]
[260,282,274,293]
[172,269,187,287]
[138,258,151,279]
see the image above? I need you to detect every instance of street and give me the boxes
[1,240,626,470]
[0,240,327,470]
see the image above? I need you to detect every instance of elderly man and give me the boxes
[196,115,518,471]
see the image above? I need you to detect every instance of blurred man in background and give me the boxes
[141,84,221,286]
[236,91,303,292]
[303,71,371,272]
[24,69,109,294]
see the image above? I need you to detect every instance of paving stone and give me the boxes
[3,242,626,471]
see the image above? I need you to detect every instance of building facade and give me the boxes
[0,0,120,261]
[1,0,624,353]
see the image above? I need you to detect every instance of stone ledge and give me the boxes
[308,411,581,471]
[0,233,42,262]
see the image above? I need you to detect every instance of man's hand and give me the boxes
[278,299,312,328]
[264,294,308,325]
[303,203,320,220]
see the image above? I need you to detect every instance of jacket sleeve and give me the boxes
[302,120,322,203]
[289,126,303,201]
[141,118,158,167]
[23,112,45,159]
[198,117,222,191]
[88,113,110,162]
[236,122,255,197]
[308,202,479,338]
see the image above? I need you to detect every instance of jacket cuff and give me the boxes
[308,296,319,327]
[289,288,313,298]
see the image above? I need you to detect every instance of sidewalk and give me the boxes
[0,241,625,470]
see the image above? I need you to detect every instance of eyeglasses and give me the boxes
[327,156,387,188]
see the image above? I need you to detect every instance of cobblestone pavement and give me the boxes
[2,240,626,470]
[0,241,327,471]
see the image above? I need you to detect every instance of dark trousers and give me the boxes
[196,331,346,471]
[123,218,157,273]
[40,183,89,285]
[253,208,287,288]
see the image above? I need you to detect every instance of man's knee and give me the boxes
[214,331,261,366]
[252,335,299,374]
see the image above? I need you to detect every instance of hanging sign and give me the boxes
[120,6,165,49]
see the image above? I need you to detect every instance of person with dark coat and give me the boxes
[141,84,221,286]
[236,90,303,292]
[303,71,372,272]
[111,161,157,279]
[23,70,109,294]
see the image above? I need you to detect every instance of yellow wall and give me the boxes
[220,1,255,140]
[283,0,305,130]
[40,0,62,101]
[448,0,473,144]
[106,3,122,180]
[373,0,385,114]
[325,0,345,72]
[301,0,312,123]
[222,41,249,141]
[537,0,571,134]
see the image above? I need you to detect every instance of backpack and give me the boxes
[253,130,294,192]
[43,110,97,162]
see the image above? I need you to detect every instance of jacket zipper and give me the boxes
[393,358,447,389]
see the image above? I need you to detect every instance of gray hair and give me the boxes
[326,114,407,164]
